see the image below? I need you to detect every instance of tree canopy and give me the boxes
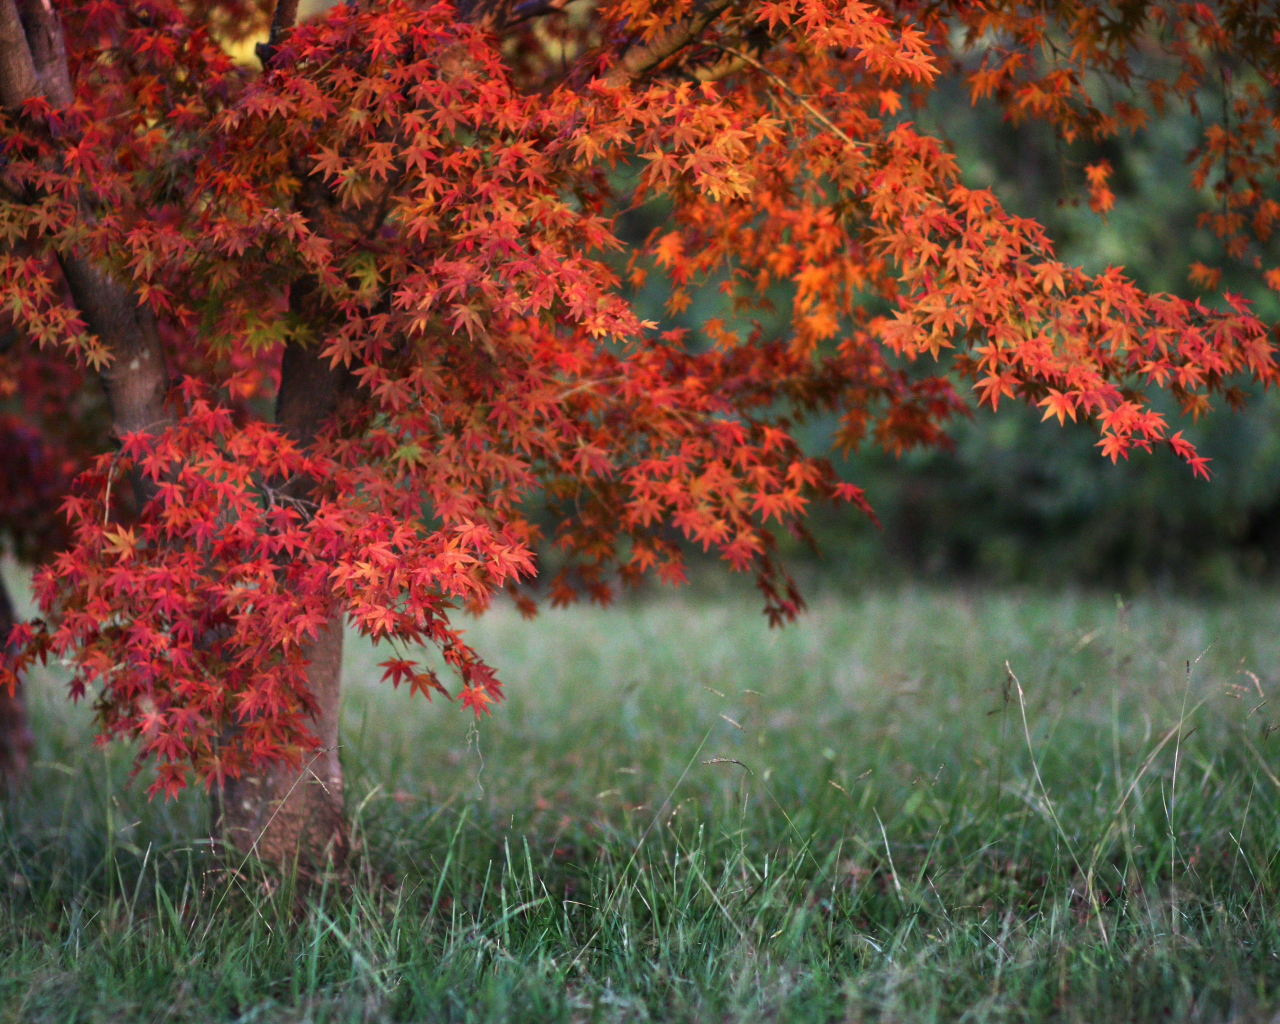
[1,0,1277,804]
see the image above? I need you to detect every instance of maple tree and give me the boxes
[1,0,1277,864]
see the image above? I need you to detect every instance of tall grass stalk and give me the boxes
[4,582,1280,1022]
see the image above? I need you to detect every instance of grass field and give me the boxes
[4,577,1280,1022]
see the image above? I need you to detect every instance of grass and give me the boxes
[5,579,1280,1022]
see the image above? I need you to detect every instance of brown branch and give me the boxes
[607,0,735,85]
[256,0,300,68]
[691,24,787,82]
[692,50,750,82]
[0,0,39,107]
[16,0,72,105]
[501,0,569,28]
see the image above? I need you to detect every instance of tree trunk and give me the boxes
[0,575,32,785]
[4,0,353,868]
[3,0,169,789]
[212,612,347,872]
[211,333,357,873]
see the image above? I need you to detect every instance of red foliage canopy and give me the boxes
[1,0,1276,796]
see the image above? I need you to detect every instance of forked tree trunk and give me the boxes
[0,577,32,784]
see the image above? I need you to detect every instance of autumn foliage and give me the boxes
[1,0,1277,801]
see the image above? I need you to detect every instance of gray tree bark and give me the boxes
[0,577,32,784]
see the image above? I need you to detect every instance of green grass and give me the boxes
[5,582,1280,1022]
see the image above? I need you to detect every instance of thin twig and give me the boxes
[705,44,871,155]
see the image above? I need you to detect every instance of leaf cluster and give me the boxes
[1,0,1278,789]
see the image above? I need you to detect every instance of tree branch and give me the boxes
[691,50,749,81]
[500,0,569,28]
[705,43,870,153]
[0,0,39,107]
[15,0,72,105]
[256,0,300,68]
[607,0,734,85]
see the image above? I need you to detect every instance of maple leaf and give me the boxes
[0,0,1273,818]
[1083,161,1115,215]
[1037,390,1078,425]
[459,685,496,717]
[410,670,447,700]
[1189,262,1223,290]
[103,527,140,561]
[378,658,417,688]
[1168,431,1212,479]
[878,91,903,115]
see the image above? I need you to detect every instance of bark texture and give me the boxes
[213,613,347,871]
[212,329,357,873]
[0,0,39,108]
[0,576,32,784]
[2,0,173,492]
[58,258,173,503]
[14,0,72,106]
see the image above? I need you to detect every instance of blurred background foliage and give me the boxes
[610,71,1280,594]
